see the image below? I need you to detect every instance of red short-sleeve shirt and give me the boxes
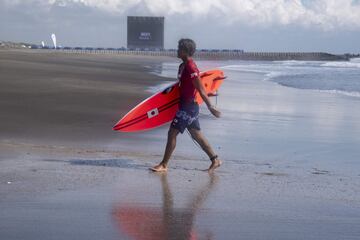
[178,58,200,103]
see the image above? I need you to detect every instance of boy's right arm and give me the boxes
[193,76,221,118]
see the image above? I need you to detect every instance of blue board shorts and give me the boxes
[171,101,200,133]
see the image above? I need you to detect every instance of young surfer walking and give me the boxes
[151,39,222,172]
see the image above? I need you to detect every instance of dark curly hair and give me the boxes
[178,38,196,57]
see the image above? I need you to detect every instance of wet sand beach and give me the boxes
[1,50,360,240]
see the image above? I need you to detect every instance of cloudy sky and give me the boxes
[0,0,359,53]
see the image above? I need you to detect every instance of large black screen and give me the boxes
[127,16,164,50]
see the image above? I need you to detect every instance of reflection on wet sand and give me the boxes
[112,173,218,240]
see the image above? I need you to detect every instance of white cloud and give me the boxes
[4,0,360,30]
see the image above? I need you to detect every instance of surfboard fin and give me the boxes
[213,76,227,81]
[208,92,218,97]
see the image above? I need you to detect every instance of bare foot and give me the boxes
[149,163,168,172]
[207,159,222,172]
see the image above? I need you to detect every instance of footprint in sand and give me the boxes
[256,172,288,177]
[311,168,330,175]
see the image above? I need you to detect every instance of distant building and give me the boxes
[127,16,164,50]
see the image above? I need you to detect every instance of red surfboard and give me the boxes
[113,69,225,132]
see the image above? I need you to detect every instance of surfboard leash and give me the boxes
[186,129,202,150]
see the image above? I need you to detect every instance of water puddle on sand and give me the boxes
[1,166,359,240]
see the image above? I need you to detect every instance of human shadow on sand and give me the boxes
[112,172,218,240]
[43,158,149,170]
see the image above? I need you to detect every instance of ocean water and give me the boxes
[222,58,360,98]
[151,58,360,98]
